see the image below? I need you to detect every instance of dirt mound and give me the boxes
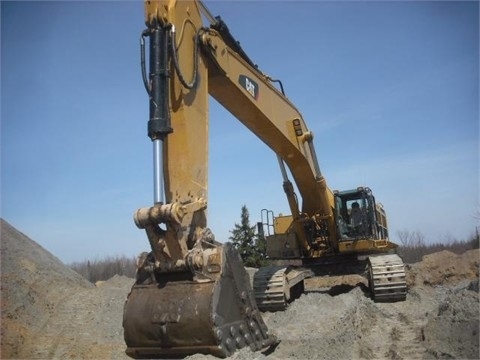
[1,219,478,359]
[96,274,134,290]
[0,219,132,359]
[1,219,93,358]
[423,283,479,359]
[406,249,479,287]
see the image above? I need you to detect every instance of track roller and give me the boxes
[253,265,312,312]
[368,254,407,302]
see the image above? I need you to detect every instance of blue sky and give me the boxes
[2,1,478,263]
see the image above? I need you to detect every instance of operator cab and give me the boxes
[333,187,389,241]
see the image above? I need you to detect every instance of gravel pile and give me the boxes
[1,219,478,359]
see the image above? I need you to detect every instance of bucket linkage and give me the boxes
[123,207,277,358]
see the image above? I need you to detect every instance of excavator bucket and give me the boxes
[123,243,277,358]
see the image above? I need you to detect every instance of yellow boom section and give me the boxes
[145,0,335,240]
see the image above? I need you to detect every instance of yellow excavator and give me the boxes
[123,0,406,358]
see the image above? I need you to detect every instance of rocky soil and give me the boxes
[1,218,479,359]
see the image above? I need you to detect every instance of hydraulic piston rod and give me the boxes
[153,139,164,204]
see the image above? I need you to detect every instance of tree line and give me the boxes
[70,255,136,283]
[70,205,479,282]
[396,228,479,263]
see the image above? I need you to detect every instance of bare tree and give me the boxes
[397,229,425,248]
[396,229,426,263]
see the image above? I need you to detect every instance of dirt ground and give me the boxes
[1,218,479,359]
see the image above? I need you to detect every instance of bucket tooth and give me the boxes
[123,243,277,358]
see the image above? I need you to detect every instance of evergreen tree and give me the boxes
[230,205,268,267]
[255,230,268,266]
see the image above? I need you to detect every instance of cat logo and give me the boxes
[238,75,259,100]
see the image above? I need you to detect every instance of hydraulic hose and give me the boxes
[170,25,206,90]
